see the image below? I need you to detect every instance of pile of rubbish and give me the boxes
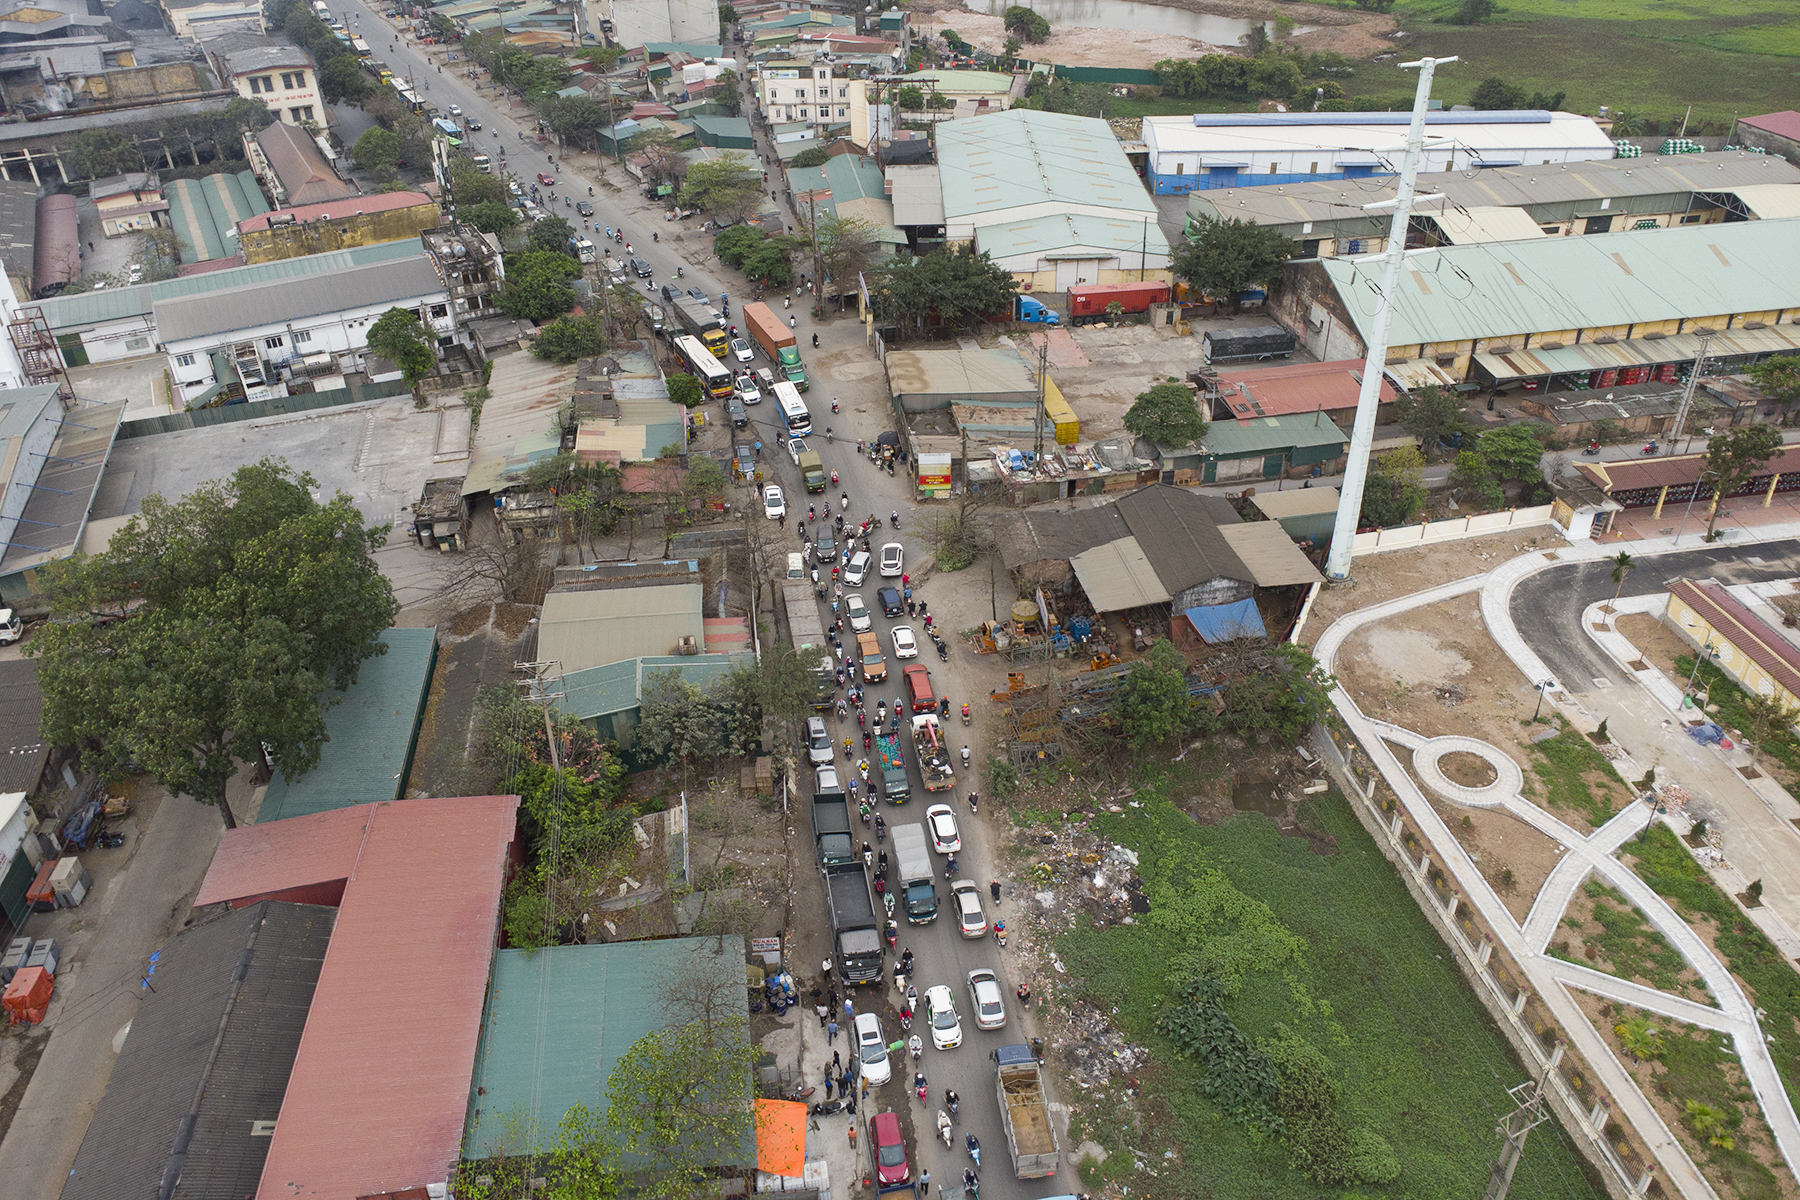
[1060,998,1152,1088]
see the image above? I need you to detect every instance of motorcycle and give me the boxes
[966,1134,982,1167]
[652,231,658,242]
[994,919,1007,947]
[945,853,958,879]
[1642,440,1660,454]
[810,1099,846,1116]
[832,397,840,414]
[890,511,901,529]
[885,919,898,948]
[962,703,972,726]
[937,642,949,662]
[813,332,820,348]
[969,793,980,814]
[909,1034,923,1062]
[946,1092,960,1120]
[1583,440,1601,456]
[859,799,871,823]
[875,814,886,842]
[677,266,684,277]
[884,892,896,919]
[937,1109,954,1149]
[914,1072,929,1105]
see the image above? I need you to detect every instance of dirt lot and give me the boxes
[1304,535,1559,639]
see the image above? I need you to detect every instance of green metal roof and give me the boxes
[902,68,1012,96]
[1320,216,1800,348]
[464,937,752,1160]
[165,170,268,265]
[255,628,438,824]
[936,110,1157,223]
[976,211,1170,261]
[1202,413,1347,458]
[39,237,424,333]
[557,654,741,722]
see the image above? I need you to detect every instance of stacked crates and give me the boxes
[1659,138,1704,155]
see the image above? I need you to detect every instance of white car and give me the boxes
[951,879,987,939]
[967,969,1007,1030]
[734,375,761,405]
[846,593,871,632]
[844,551,872,587]
[880,542,904,577]
[891,625,918,659]
[730,337,756,363]
[924,984,962,1050]
[763,484,786,520]
[816,764,840,792]
[787,436,809,465]
[925,803,960,853]
[449,104,463,116]
[854,1011,892,1084]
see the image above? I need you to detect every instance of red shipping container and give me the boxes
[25,861,54,912]
[3,965,51,1024]
[1066,281,1171,320]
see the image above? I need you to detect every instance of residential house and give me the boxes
[215,44,324,127]
[245,121,355,207]
[90,171,169,237]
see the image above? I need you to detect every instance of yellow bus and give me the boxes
[672,334,732,399]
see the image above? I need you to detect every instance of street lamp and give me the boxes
[1532,678,1555,722]
[1684,640,1722,702]
[1636,787,1664,843]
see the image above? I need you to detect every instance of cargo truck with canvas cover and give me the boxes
[873,729,909,802]
[782,580,834,711]
[892,822,938,924]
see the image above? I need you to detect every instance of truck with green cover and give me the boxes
[798,449,827,493]
[873,729,909,803]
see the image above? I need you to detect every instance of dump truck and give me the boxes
[1066,281,1170,326]
[825,864,884,985]
[673,296,730,357]
[1202,324,1296,365]
[743,300,808,391]
[782,579,835,711]
[910,714,955,792]
[873,729,909,803]
[856,630,886,683]
[812,788,854,868]
[799,449,827,493]
[995,1044,1060,1178]
[892,822,938,924]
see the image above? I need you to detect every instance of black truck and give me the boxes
[825,864,884,986]
[1201,324,1297,365]
[812,788,855,869]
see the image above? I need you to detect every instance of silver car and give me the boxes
[854,1011,892,1084]
[805,716,833,765]
[967,969,1007,1030]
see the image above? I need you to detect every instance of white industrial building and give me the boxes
[158,256,450,407]
[589,0,720,50]
[1141,110,1616,195]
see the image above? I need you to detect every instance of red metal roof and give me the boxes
[195,797,520,1200]
[1670,579,1800,703]
[1574,447,1791,493]
[1210,358,1397,422]
[236,190,435,233]
[1741,111,1800,142]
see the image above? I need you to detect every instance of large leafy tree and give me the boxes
[679,152,763,223]
[366,307,437,397]
[464,201,521,235]
[870,244,1018,335]
[499,251,581,322]
[1125,381,1208,447]
[1391,384,1468,455]
[1468,76,1528,109]
[1175,215,1295,310]
[353,127,401,181]
[1118,638,1195,749]
[1003,4,1050,42]
[451,159,508,206]
[533,314,608,363]
[529,214,578,258]
[1746,357,1800,406]
[1468,423,1547,482]
[1701,424,1784,540]
[70,129,143,180]
[30,461,397,828]
[812,213,879,297]
[319,55,369,104]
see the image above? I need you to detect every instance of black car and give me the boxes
[728,397,748,427]
[576,201,593,216]
[661,284,683,303]
[687,287,707,302]
[814,531,837,563]
[466,118,482,131]
[878,586,903,617]
[630,258,653,278]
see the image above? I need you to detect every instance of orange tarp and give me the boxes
[755,1098,807,1177]
[3,965,52,1024]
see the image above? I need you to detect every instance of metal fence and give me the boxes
[116,381,410,439]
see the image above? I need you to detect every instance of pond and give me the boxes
[966,0,1315,46]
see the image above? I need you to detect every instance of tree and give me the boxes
[521,452,627,555]
[713,68,743,117]
[1240,22,1269,55]
[870,244,1018,335]
[1469,76,1527,109]
[679,152,762,224]
[1118,639,1194,749]
[499,250,581,322]
[789,146,829,169]
[128,227,187,282]
[811,213,879,299]
[666,374,703,407]
[353,127,401,181]
[1390,384,1467,454]
[1003,5,1051,42]
[896,84,926,111]
[529,214,578,258]
[741,239,794,286]
[1360,447,1427,526]
[320,55,370,104]
[30,461,397,829]
[630,128,687,188]
[533,314,608,362]
[1609,108,1646,137]
[70,128,143,179]
[1701,423,1784,540]
[1526,89,1567,110]
[1125,381,1208,448]
[1222,644,1335,743]
[1685,1101,1735,1151]
[1448,450,1503,509]
[1608,551,1636,603]
[1004,34,1023,59]
[1246,56,1303,101]
[544,95,609,151]
[464,200,521,234]
[1453,0,1496,23]
[366,306,437,398]
[1746,357,1800,406]
[1174,215,1294,310]
[1469,423,1547,482]
[1614,1011,1665,1061]
[451,159,509,206]
[634,670,732,776]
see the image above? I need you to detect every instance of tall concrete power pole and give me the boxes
[1323,55,1457,582]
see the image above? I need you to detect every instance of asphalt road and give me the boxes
[1509,542,1800,696]
[344,9,1074,1193]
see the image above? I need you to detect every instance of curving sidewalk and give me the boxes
[1315,571,1800,1200]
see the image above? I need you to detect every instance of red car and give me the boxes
[537,172,556,186]
[868,1110,910,1186]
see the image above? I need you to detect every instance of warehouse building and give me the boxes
[1271,217,1800,389]
[1185,151,1800,258]
[1142,109,1615,195]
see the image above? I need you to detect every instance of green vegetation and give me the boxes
[1527,728,1625,827]
[1123,381,1208,450]
[1560,880,1691,993]
[1058,786,1604,1200]
[1360,444,1429,527]
[532,315,609,363]
[713,224,797,286]
[498,251,581,323]
[869,245,1019,337]
[367,307,437,399]
[1675,654,1800,777]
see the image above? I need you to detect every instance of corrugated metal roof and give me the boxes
[236,189,433,232]
[0,396,126,577]
[1069,537,1169,611]
[465,937,750,1159]
[999,504,1130,568]
[1117,485,1247,595]
[1431,204,1546,245]
[1210,359,1393,419]
[1218,522,1323,587]
[166,171,269,264]
[1251,486,1341,519]
[60,901,335,1200]
[154,255,444,344]
[1473,324,1800,383]
[889,164,943,227]
[194,797,521,1200]
[1719,183,1800,220]
[1149,109,1612,157]
[886,347,1035,399]
[1672,578,1800,703]
[463,351,578,495]
[1324,217,1800,348]
[0,658,48,794]
[256,123,355,206]
[538,584,706,675]
[256,628,437,824]
[1202,412,1347,456]
[37,237,422,332]
[1741,111,1800,142]
[937,110,1157,223]
[976,210,1170,262]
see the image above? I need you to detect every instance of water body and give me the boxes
[968,0,1315,46]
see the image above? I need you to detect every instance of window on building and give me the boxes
[800,108,808,118]
[293,329,313,344]
[837,108,846,118]
[1268,163,1279,174]
[176,353,195,368]
[290,106,314,122]
[839,86,847,97]
[265,335,285,350]
[430,304,448,319]
[1680,214,1704,224]
[253,75,274,93]
[1309,161,1318,174]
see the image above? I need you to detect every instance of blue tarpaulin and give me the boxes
[1184,598,1267,643]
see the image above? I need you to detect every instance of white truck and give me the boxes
[568,236,597,263]
[892,822,937,925]
[0,609,20,644]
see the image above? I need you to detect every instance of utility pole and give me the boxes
[517,659,566,945]
[1482,1078,1551,1200]
[1032,333,1049,469]
[1667,330,1714,455]
[1323,55,1456,582]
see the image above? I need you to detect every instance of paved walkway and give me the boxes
[1315,552,1800,1200]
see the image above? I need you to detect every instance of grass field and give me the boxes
[1055,786,1606,1200]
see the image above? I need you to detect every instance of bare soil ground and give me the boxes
[1303,535,1560,641]
[1421,791,1563,924]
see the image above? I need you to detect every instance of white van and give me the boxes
[786,552,806,580]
